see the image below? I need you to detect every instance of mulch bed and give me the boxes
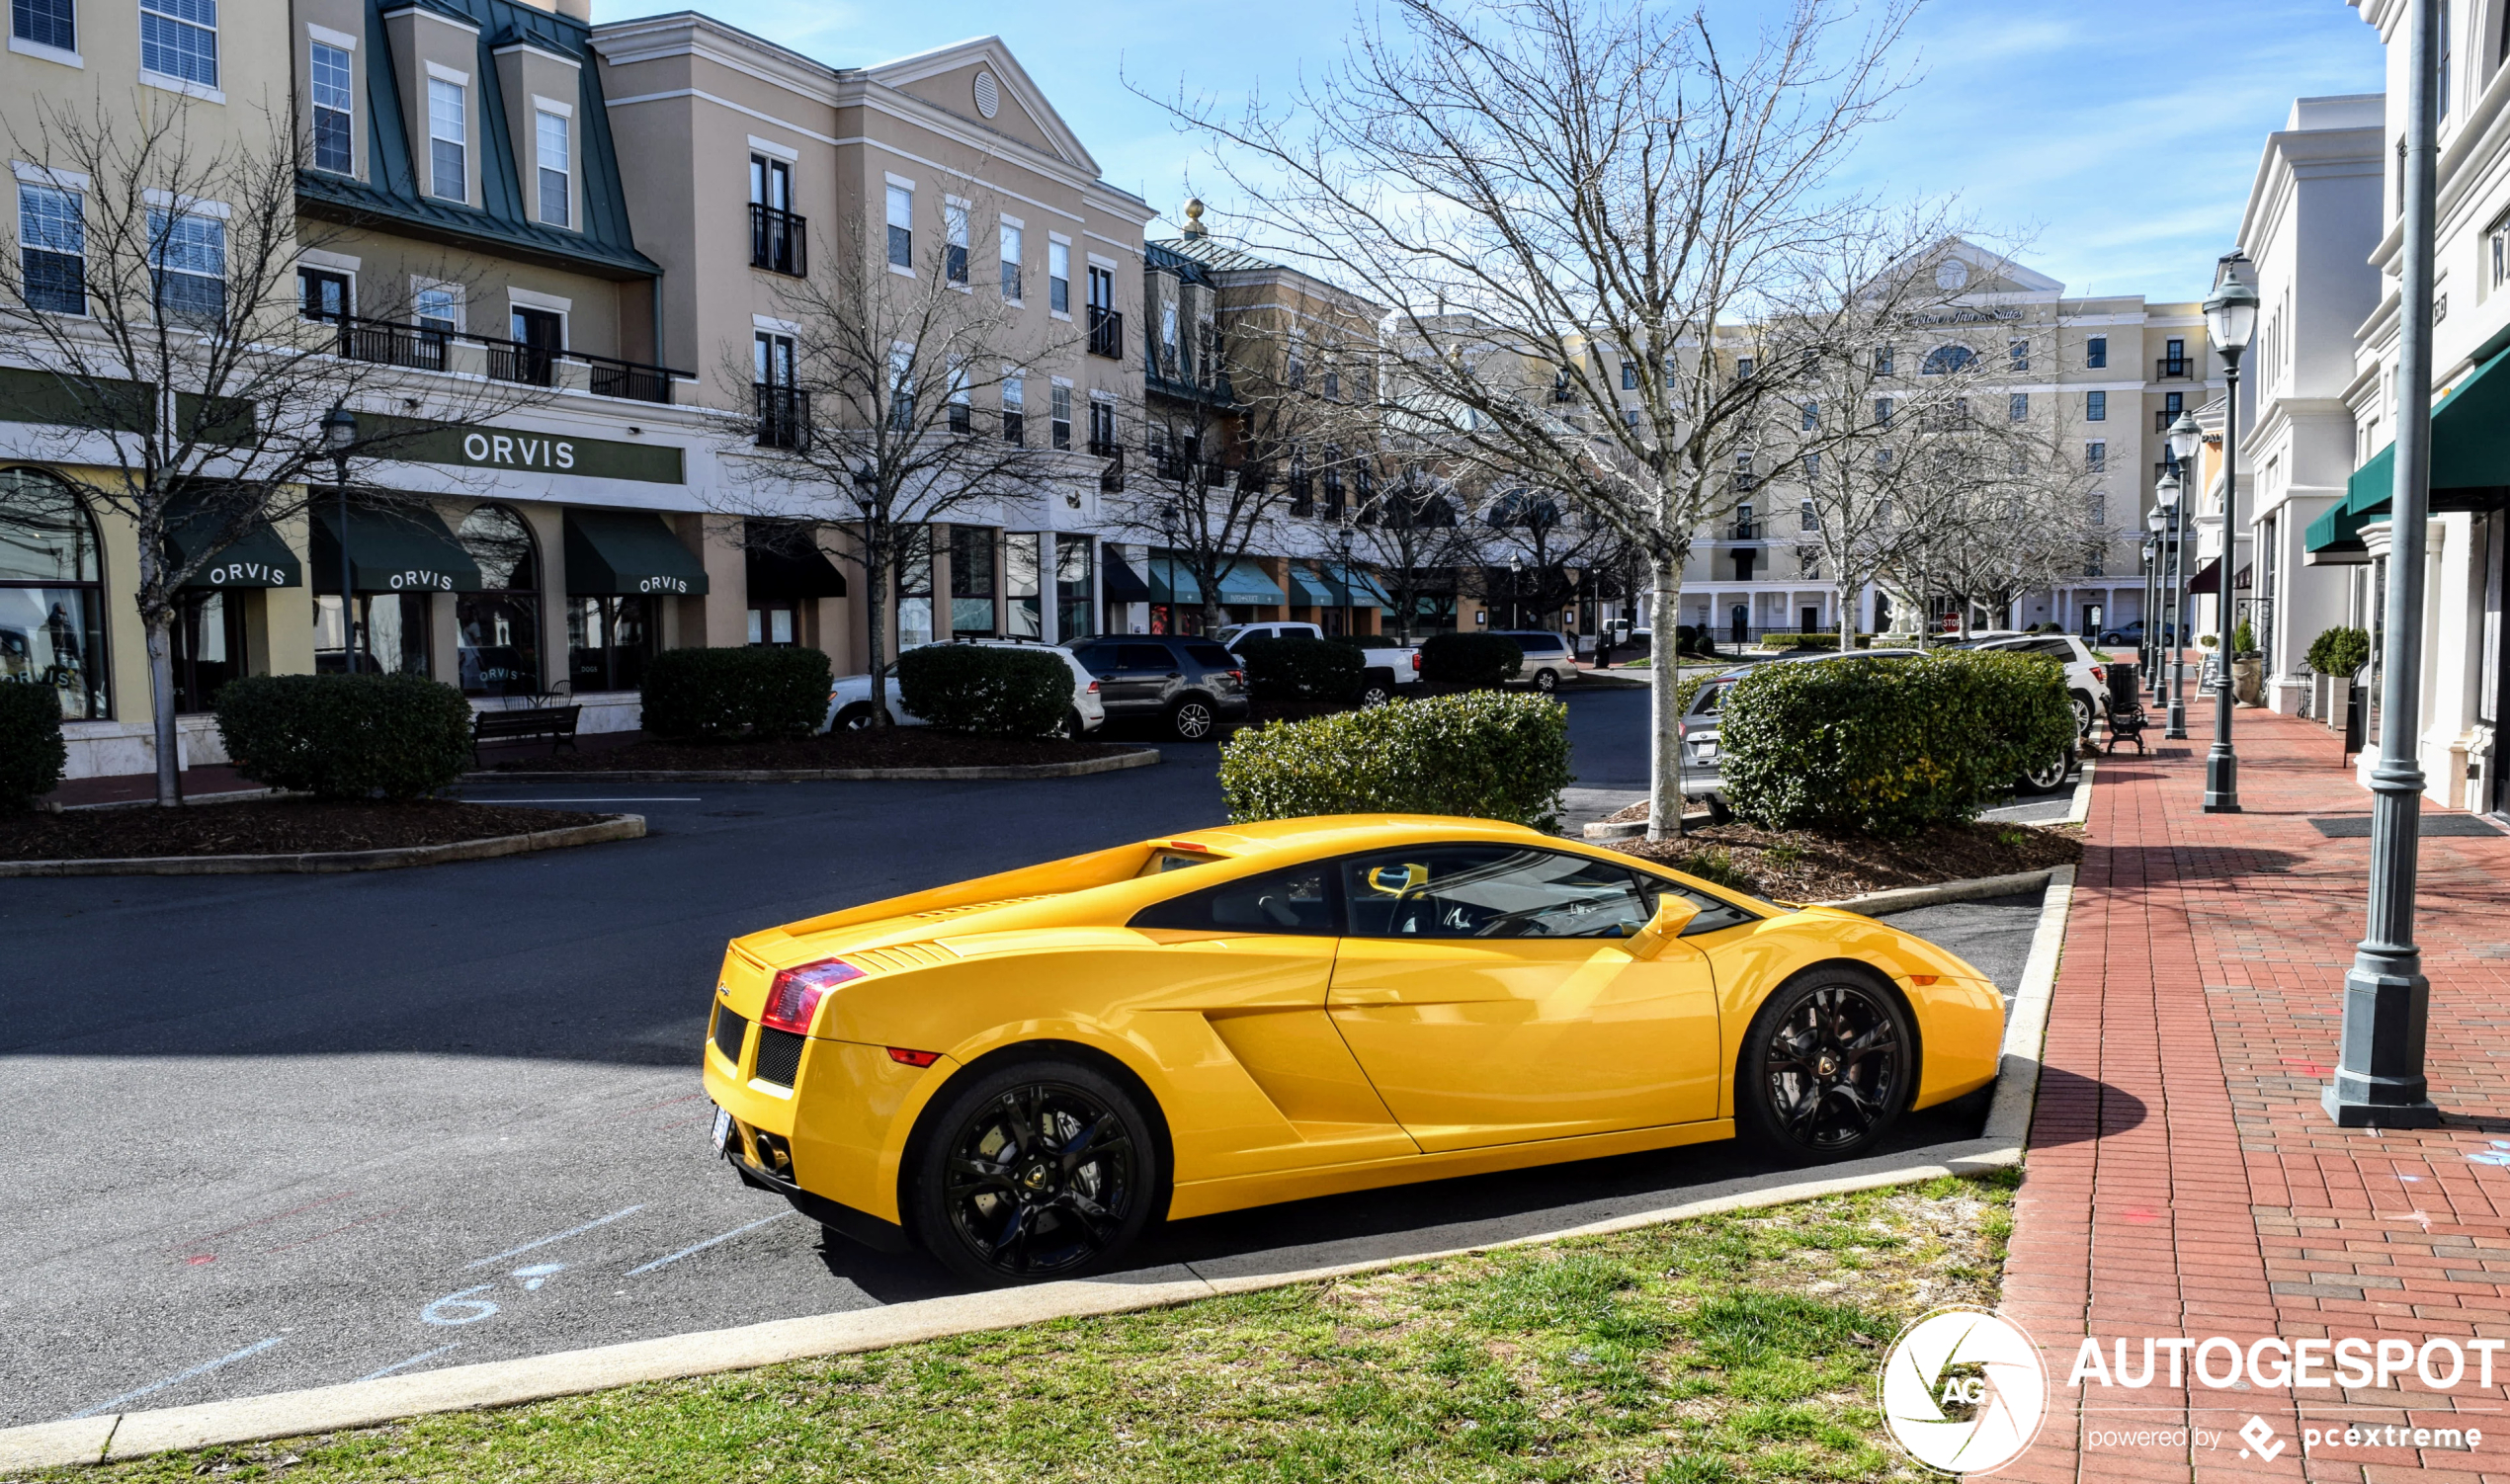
[0,800,602,862]
[1609,817,2083,901]
[480,730,1141,772]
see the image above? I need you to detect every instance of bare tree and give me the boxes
[714,202,1079,719]
[1143,0,1917,838]
[0,100,546,805]
[1344,456,1478,642]
[1888,426,2104,639]
[1473,485,1637,636]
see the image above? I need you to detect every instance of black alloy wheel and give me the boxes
[905,1060,1158,1284]
[1533,668,1559,694]
[834,701,878,732]
[1170,697,1216,740]
[1738,972,1914,1163]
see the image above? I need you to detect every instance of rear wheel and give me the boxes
[1356,675,1394,707]
[1169,697,1216,740]
[833,701,879,732]
[1059,708,1087,740]
[1533,668,1560,694]
[1705,795,1734,826]
[2020,751,2070,792]
[1738,969,1914,1165]
[902,1058,1161,1285]
[2069,692,2096,737]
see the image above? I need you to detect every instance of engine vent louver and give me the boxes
[711,1005,747,1064]
[752,1028,807,1087]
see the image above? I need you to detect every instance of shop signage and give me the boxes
[363,414,685,485]
[637,575,693,593]
[387,569,460,591]
[202,559,293,586]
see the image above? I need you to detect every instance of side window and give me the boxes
[1118,643,1174,670]
[1340,845,1657,940]
[1130,863,1335,934]
[1183,641,1236,669]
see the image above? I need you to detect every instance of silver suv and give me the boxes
[1492,630,1576,694]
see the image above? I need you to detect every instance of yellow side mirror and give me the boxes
[1365,863,1428,895]
[1623,894,1701,960]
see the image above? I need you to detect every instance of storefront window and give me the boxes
[455,504,541,697]
[172,591,246,712]
[895,531,933,651]
[746,602,797,646]
[0,467,108,719]
[951,525,996,635]
[1005,532,1042,638]
[1055,535,1094,643]
[571,596,654,689]
[315,592,431,676]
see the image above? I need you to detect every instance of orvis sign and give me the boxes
[362,414,686,485]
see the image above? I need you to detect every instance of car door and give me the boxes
[1085,641,1179,714]
[1325,844,1724,1152]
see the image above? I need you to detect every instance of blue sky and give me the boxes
[602,0,2385,304]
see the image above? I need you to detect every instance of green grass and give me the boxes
[58,1171,2020,1484]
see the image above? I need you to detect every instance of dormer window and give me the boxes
[310,41,354,174]
[427,77,465,203]
[536,108,569,227]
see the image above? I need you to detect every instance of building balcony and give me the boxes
[1726,519,1762,541]
[749,205,806,277]
[1087,305,1125,360]
[325,313,681,404]
[754,383,808,449]
[1089,438,1126,492]
[2154,358,2193,380]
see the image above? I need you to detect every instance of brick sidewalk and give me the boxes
[2002,699,2510,1481]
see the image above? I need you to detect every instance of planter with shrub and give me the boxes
[1715,650,2075,836]
[2306,625,2370,679]
[215,673,475,800]
[639,647,832,742]
[1219,691,1571,830]
[894,644,1070,738]
[1237,636,1366,704]
[1419,631,1523,690]
[0,681,66,809]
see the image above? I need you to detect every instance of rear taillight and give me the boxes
[2090,665,2107,684]
[760,958,863,1034]
[887,1047,941,1067]
[1228,669,1245,684]
[1087,680,1101,693]
[1409,654,1421,671]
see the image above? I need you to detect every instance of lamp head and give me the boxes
[2157,469,2182,509]
[2204,254,2258,359]
[2148,507,2166,534]
[2168,411,2203,462]
[321,404,357,454]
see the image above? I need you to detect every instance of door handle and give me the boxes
[1166,672,1182,679]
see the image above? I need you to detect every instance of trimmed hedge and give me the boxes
[0,680,66,809]
[1716,650,2075,836]
[1219,691,1572,831]
[641,647,832,742]
[1420,631,1522,690]
[214,673,473,801]
[894,644,1069,737]
[1758,632,1876,651]
[2306,625,2370,679]
[1237,636,1365,703]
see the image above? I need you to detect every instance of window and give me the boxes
[1622,359,1637,390]
[2085,440,2106,471]
[455,504,540,698]
[1735,356,1755,379]
[2009,391,2029,421]
[1048,239,1069,313]
[0,468,108,718]
[2164,337,2186,369]
[18,183,83,314]
[1623,408,1640,430]
[1088,397,1116,453]
[2084,335,2107,369]
[1874,396,1892,427]
[2009,338,2029,371]
[414,284,459,333]
[945,358,970,434]
[427,77,465,202]
[1000,374,1025,445]
[535,109,569,228]
[1800,401,1817,431]
[1130,862,1335,935]
[895,531,932,650]
[1802,451,1818,477]
[999,220,1023,300]
[149,209,224,321]
[1050,382,1071,451]
[1003,531,1043,638]
[2089,493,2107,527]
[2085,390,2107,422]
[2441,0,2452,118]
[1874,344,1893,374]
[568,595,654,693]
[297,266,349,321]
[140,0,214,85]
[2084,542,2105,579]
[1921,344,1974,374]
[751,156,791,211]
[886,344,914,431]
[950,524,995,635]
[1324,368,1342,401]
[1054,533,1093,642]
[1339,844,1747,939]
[1799,499,1817,531]
[310,41,354,174]
[943,201,968,287]
[885,183,911,270]
[2163,391,2184,422]
[2491,209,2510,290]
[13,0,73,50]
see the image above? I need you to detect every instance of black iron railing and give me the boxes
[750,204,807,277]
[755,384,809,449]
[326,312,681,403]
[338,316,450,372]
[1087,305,1124,359]
[1090,440,1125,492]
[1727,520,1762,540]
[2155,358,2193,379]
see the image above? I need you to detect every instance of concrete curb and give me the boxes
[2064,757,2098,826]
[1815,867,2059,917]
[1984,863,2074,1142]
[0,1136,2025,1473]
[467,749,1159,784]
[0,815,645,877]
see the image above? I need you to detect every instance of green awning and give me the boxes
[1144,554,1286,606]
[744,541,844,600]
[2304,497,2377,563]
[309,503,481,594]
[2322,350,2510,555]
[165,493,300,589]
[565,510,710,596]
[1288,566,1338,607]
[1325,562,1392,607]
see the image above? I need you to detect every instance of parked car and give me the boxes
[2098,620,2179,646]
[1216,621,1423,706]
[1956,633,2109,736]
[1064,634,1251,739]
[824,639,1107,738]
[1492,629,1577,693]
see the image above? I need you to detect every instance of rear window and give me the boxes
[1688,681,1731,715]
[1130,863,1334,933]
[1183,642,1237,669]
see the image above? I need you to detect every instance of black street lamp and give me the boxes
[2158,465,2189,737]
[2144,509,2165,688]
[322,405,359,673]
[2327,0,2442,1128]
[2200,256,2259,812]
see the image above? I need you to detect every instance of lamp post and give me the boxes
[322,405,358,673]
[2158,466,2188,736]
[2144,511,2165,689]
[2326,0,2442,1128]
[1510,555,1524,630]
[2200,255,2259,811]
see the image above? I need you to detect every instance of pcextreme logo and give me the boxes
[1879,1307,2049,1474]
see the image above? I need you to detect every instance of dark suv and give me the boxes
[1066,635,1250,739]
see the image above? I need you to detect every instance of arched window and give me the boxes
[456,504,541,697]
[1921,344,1975,375]
[0,467,109,718]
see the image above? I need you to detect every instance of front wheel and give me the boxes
[1738,970,1915,1165]
[2019,752,2070,792]
[902,1058,1162,1286]
[1169,697,1216,740]
[1533,668,1559,694]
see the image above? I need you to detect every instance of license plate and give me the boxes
[710,1106,733,1153]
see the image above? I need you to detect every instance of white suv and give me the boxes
[824,639,1106,737]
[1961,633,2109,736]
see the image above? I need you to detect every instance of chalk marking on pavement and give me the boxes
[626,1212,795,1278]
[463,1205,643,1269]
[68,1337,283,1419]
[355,1345,460,1383]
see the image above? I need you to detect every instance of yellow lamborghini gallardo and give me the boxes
[701,816,2004,1283]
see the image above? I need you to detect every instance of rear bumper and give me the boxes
[723,1142,911,1253]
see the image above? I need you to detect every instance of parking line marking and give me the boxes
[68,1336,283,1419]
[625,1211,795,1278]
[463,1205,644,1270]
[466,797,703,803]
[356,1344,460,1382]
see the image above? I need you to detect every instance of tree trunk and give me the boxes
[146,611,182,806]
[866,524,891,729]
[1646,553,1686,843]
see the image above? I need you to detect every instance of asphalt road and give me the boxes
[0,687,2041,1427]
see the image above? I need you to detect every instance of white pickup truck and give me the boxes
[1216,621,1423,706]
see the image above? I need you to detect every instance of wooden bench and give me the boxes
[471,703,581,766]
